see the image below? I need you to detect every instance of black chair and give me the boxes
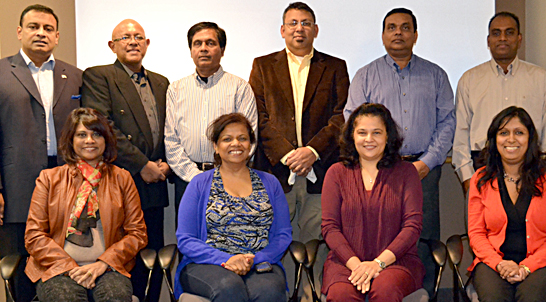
[0,254,21,302]
[445,234,478,302]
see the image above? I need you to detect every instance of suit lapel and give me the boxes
[273,50,295,110]
[10,53,43,106]
[53,61,68,108]
[302,50,325,113]
[113,61,154,148]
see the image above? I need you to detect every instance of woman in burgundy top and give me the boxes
[321,103,424,301]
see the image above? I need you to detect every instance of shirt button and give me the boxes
[505,97,508,100]
[402,76,405,79]
[403,93,406,96]
[525,219,528,222]
[405,127,408,130]
[527,236,530,239]
[404,110,407,113]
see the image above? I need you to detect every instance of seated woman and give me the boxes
[468,106,546,301]
[174,113,292,302]
[321,103,425,302]
[25,108,148,302]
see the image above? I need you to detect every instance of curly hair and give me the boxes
[339,103,402,168]
[477,106,545,197]
[207,113,256,166]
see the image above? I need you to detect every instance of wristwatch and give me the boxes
[374,258,386,269]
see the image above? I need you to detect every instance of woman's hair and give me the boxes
[207,113,256,166]
[477,106,545,197]
[59,108,117,165]
[339,103,402,168]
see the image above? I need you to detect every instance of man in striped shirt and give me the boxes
[165,21,257,212]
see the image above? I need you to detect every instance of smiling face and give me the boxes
[17,10,59,66]
[108,19,149,73]
[190,28,224,78]
[496,116,529,166]
[353,115,388,164]
[213,123,251,166]
[281,8,318,56]
[73,122,105,167]
[487,15,521,65]
[382,13,417,58]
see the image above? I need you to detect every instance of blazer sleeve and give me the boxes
[81,67,149,175]
[253,172,292,265]
[25,171,78,280]
[98,170,148,274]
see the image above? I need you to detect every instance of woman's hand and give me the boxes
[347,258,381,294]
[496,260,520,279]
[222,254,255,275]
[68,260,109,289]
[506,266,530,284]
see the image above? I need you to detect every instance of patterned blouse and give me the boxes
[206,168,273,255]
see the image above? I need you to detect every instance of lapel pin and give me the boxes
[62,74,67,79]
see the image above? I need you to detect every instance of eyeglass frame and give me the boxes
[112,35,147,43]
[283,21,315,28]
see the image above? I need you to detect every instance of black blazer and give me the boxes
[81,60,169,210]
[0,53,82,223]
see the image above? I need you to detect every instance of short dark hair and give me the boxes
[340,103,403,169]
[283,2,316,23]
[207,113,256,166]
[383,8,417,32]
[59,108,117,165]
[187,22,226,50]
[20,4,59,29]
[488,11,520,34]
[477,106,545,197]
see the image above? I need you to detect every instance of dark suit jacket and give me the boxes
[81,60,169,210]
[0,53,82,223]
[249,49,349,193]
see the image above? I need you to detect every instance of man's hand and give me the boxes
[412,161,430,180]
[222,254,255,276]
[140,161,166,184]
[286,147,317,176]
[0,193,4,225]
[156,160,171,177]
[462,179,471,196]
[68,261,108,289]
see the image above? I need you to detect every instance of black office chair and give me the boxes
[445,234,478,302]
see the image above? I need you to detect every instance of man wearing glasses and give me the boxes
[249,2,349,300]
[81,19,170,302]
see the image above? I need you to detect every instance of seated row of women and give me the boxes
[24,103,546,302]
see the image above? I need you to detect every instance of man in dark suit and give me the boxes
[81,19,170,302]
[248,2,349,300]
[0,4,82,301]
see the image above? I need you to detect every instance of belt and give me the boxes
[196,162,215,171]
[401,152,424,162]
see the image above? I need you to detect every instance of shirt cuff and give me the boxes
[418,153,436,170]
[455,162,476,183]
[280,150,296,165]
[305,146,320,161]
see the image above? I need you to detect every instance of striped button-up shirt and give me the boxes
[165,66,257,182]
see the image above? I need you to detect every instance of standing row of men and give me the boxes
[1,3,545,302]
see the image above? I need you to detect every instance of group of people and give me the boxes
[1,2,546,302]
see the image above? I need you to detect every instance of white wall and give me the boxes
[526,0,546,69]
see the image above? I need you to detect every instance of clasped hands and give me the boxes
[140,159,170,184]
[222,254,255,275]
[347,258,382,294]
[286,147,317,177]
[497,260,530,284]
[68,260,109,289]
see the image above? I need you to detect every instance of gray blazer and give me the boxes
[0,52,82,223]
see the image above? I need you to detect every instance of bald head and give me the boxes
[108,19,150,73]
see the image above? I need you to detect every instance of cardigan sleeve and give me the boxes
[253,172,292,265]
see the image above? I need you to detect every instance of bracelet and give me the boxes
[520,264,531,274]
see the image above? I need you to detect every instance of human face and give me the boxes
[213,123,251,166]
[281,9,318,57]
[191,28,224,78]
[353,115,387,164]
[17,10,59,66]
[382,13,417,58]
[496,117,529,167]
[108,20,149,73]
[73,123,106,167]
[487,16,521,65]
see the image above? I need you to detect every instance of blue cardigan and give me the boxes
[174,168,292,298]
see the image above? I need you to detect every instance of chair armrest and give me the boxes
[289,241,306,265]
[304,239,323,268]
[446,234,464,266]
[140,248,157,270]
[158,244,178,271]
[0,254,21,280]
[429,239,447,268]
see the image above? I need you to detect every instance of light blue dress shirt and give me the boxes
[344,54,455,169]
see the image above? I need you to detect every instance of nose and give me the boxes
[85,134,96,143]
[36,26,45,36]
[364,133,373,141]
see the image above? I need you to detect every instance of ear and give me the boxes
[17,26,23,41]
[517,33,522,49]
[280,25,286,39]
[108,41,116,53]
[313,24,319,38]
[213,142,219,154]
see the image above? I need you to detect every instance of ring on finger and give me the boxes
[365,272,369,276]
[87,272,93,277]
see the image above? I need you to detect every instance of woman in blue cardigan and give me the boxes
[174,113,292,301]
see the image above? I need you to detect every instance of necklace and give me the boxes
[504,172,519,183]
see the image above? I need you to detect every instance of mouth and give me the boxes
[228,150,243,155]
[363,145,376,150]
[33,40,48,46]
[504,146,520,152]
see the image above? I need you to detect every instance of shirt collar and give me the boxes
[490,56,519,76]
[194,65,224,85]
[20,49,55,69]
[286,47,314,63]
[121,62,147,79]
[384,53,415,72]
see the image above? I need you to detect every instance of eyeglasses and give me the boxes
[112,35,146,43]
[284,21,314,29]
